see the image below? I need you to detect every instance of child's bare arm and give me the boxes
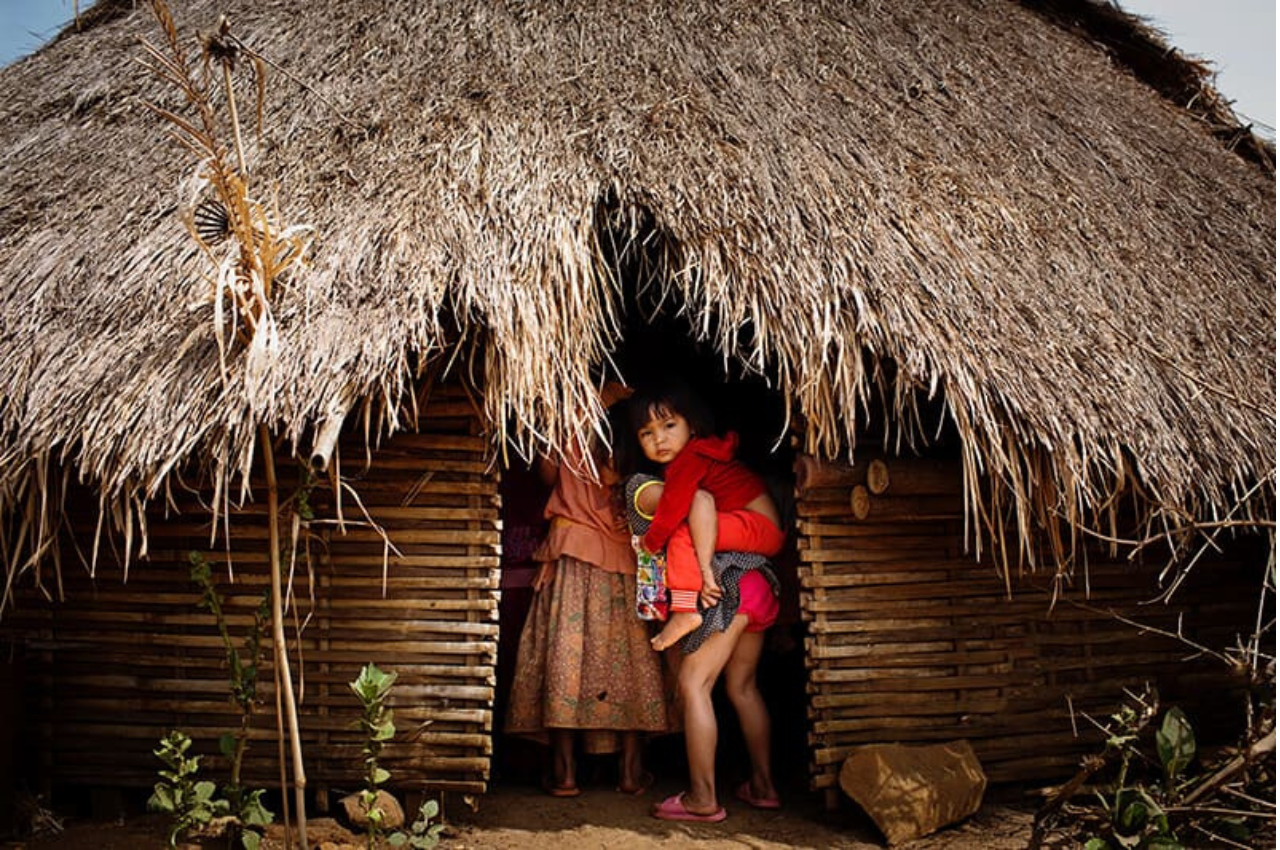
[634,479,663,516]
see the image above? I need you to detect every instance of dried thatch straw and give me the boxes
[0,0,1273,590]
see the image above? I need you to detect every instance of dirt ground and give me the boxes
[2,776,1038,850]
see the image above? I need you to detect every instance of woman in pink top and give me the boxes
[505,392,670,797]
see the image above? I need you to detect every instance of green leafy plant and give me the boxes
[1087,700,1184,849]
[190,551,270,803]
[146,557,274,849]
[148,729,271,849]
[388,799,446,849]
[349,663,445,849]
[351,663,399,846]
[148,730,229,848]
[1034,684,1275,850]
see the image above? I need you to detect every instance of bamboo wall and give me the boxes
[4,383,499,798]
[796,453,1262,798]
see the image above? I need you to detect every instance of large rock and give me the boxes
[339,789,405,830]
[839,741,987,845]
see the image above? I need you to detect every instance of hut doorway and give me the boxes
[493,292,810,796]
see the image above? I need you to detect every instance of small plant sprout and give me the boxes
[351,663,399,846]
[389,799,446,849]
[349,663,447,848]
[148,730,227,848]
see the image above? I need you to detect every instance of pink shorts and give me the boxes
[738,571,779,632]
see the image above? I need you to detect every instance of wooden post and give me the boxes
[262,425,308,850]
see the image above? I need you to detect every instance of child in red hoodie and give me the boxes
[626,380,786,651]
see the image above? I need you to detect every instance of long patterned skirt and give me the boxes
[505,556,672,753]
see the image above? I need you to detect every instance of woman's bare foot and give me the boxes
[651,610,702,651]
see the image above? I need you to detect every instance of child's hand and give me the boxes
[631,534,649,555]
[699,572,722,609]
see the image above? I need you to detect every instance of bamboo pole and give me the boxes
[263,424,308,849]
[273,638,293,850]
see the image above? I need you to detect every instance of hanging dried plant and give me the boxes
[137,0,312,374]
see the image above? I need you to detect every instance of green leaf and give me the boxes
[1143,838,1184,850]
[1155,707,1196,780]
[193,781,218,804]
[240,791,274,826]
[1084,839,1112,850]
[241,832,262,850]
[219,734,237,760]
[388,833,408,847]
[148,785,177,814]
[419,799,439,820]
[1118,799,1150,832]
[372,767,391,786]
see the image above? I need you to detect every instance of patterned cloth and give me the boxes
[505,555,671,752]
[624,474,780,655]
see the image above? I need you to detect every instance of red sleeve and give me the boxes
[641,449,708,552]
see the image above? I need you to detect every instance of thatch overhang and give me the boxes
[0,0,1273,579]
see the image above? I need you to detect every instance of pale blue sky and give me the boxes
[1121,0,1275,136]
[0,0,1274,135]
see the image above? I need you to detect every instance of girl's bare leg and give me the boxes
[550,729,576,792]
[723,629,777,803]
[667,616,751,814]
[618,731,647,793]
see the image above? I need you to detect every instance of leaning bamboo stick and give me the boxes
[263,424,308,850]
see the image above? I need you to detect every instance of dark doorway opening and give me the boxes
[493,212,809,799]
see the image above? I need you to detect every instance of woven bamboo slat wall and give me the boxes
[5,383,499,798]
[795,453,1261,801]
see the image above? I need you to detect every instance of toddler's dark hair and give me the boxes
[624,378,716,445]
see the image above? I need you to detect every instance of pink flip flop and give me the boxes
[734,782,781,810]
[651,792,728,823]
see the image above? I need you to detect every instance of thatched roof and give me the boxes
[0,0,1273,576]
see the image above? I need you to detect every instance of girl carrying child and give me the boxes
[626,380,786,651]
[621,379,785,821]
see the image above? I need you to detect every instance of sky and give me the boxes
[0,0,1275,136]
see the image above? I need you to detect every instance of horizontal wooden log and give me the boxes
[793,455,875,493]
[851,493,963,524]
[375,433,489,453]
[873,460,964,497]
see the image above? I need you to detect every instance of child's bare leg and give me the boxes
[651,610,703,651]
[689,490,721,606]
[653,517,710,651]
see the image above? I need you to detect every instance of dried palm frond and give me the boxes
[138,0,311,363]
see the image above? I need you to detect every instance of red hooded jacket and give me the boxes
[641,432,767,553]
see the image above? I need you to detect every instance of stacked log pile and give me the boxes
[6,382,499,797]
[794,453,1259,803]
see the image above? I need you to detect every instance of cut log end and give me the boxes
[850,485,871,520]
[867,459,890,495]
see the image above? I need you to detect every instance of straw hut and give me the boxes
[0,0,1273,811]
